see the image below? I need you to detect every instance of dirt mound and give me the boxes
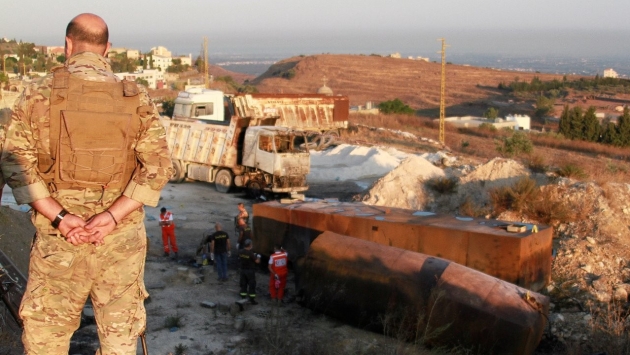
[457,157,531,206]
[361,155,445,209]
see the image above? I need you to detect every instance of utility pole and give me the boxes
[203,37,209,89]
[437,38,449,145]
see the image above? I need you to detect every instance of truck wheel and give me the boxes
[215,169,234,193]
[246,180,264,199]
[170,160,185,183]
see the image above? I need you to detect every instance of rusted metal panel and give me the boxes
[300,232,549,355]
[231,93,348,131]
[252,200,552,291]
[162,117,240,168]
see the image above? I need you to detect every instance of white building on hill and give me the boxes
[114,69,164,89]
[440,114,530,130]
[604,68,619,78]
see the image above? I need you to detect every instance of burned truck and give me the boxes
[171,88,349,150]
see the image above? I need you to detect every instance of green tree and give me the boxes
[558,105,571,137]
[534,95,554,118]
[582,107,600,142]
[56,54,65,63]
[161,98,175,117]
[378,98,415,115]
[568,106,584,140]
[600,119,621,146]
[617,107,630,146]
[483,107,499,119]
[135,77,149,87]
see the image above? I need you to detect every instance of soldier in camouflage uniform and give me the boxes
[0,13,173,355]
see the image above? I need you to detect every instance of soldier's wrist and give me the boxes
[51,209,69,229]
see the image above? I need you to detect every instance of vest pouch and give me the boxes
[57,110,132,187]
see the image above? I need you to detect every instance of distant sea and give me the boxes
[210,53,630,79]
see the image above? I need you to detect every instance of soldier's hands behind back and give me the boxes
[60,214,92,246]
[84,212,117,246]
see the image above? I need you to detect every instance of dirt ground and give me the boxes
[0,180,375,355]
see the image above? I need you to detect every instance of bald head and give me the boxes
[65,13,110,58]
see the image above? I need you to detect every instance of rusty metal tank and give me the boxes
[252,200,552,291]
[299,231,549,355]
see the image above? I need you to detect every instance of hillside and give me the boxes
[251,54,567,116]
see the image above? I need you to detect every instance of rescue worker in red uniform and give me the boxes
[159,207,178,258]
[268,244,288,304]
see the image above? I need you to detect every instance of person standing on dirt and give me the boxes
[208,222,231,281]
[159,207,178,258]
[268,244,289,305]
[234,202,249,234]
[236,216,252,249]
[0,13,172,355]
[239,239,260,304]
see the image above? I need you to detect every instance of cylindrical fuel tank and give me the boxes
[299,231,549,355]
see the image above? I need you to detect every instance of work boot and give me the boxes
[163,252,169,257]
[249,297,258,305]
[171,252,178,260]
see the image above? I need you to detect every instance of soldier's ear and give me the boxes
[103,42,111,57]
[64,36,73,59]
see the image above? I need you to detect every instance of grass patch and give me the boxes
[164,313,183,329]
[556,164,588,180]
[425,177,458,194]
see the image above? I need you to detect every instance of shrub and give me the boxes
[164,314,183,329]
[527,154,548,173]
[378,99,415,115]
[425,177,458,194]
[524,186,573,226]
[478,122,497,132]
[489,177,538,215]
[587,302,630,354]
[556,164,588,180]
[174,343,188,355]
[459,197,489,217]
[483,107,499,119]
[496,131,533,157]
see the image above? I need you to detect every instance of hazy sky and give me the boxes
[3,0,630,58]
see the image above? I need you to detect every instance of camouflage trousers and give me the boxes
[19,223,149,355]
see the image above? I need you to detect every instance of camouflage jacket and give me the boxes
[1,52,173,234]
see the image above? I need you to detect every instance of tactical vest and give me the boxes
[38,67,152,191]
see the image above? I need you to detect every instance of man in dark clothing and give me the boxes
[239,239,260,304]
[209,223,230,281]
[237,217,252,249]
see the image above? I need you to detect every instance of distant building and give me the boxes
[151,46,172,57]
[152,55,172,71]
[604,68,619,78]
[389,52,401,59]
[126,49,140,60]
[317,76,333,96]
[438,115,530,130]
[45,46,64,58]
[504,114,531,130]
[350,101,379,115]
[114,69,164,89]
[174,54,192,66]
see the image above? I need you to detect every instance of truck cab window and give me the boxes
[194,104,213,117]
[275,136,292,153]
[259,135,274,152]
